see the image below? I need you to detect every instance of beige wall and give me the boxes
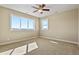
[40,9,78,43]
[78,8,79,45]
[0,6,78,45]
[0,7,39,43]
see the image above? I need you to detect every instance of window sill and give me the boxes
[41,28,48,31]
[10,28,35,32]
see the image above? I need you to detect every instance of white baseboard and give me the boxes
[0,35,78,46]
[0,36,37,45]
[40,36,78,45]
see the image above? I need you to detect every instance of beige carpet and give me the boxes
[0,38,79,55]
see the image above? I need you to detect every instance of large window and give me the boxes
[41,19,48,30]
[11,15,35,30]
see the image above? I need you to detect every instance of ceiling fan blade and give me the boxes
[33,10,38,13]
[42,9,50,11]
[32,6,39,9]
[42,4,45,8]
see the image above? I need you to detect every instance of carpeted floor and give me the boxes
[0,38,79,55]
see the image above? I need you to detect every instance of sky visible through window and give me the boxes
[11,15,35,30]
[21,17,28,29]
[42,19,48,30]
[11,16,20,29]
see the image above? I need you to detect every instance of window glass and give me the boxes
[11,16,20,29]
[28,19,35,29]
[41,19,48,30]
[21,18,28,29]
[11,15,35,30]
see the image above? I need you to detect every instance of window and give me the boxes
[11,15,35,30]
[41,19,48,30]
[21,17,28,29]
[11,15,20,29]
[28,19,35,29]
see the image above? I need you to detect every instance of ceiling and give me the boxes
[0,4,79,18]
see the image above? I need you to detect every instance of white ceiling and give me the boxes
[0,4,79,18]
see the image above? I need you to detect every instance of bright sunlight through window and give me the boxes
[41,19,48,30]
[11,15,35,30]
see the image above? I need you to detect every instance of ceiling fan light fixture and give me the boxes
[38,9,42,12]
[32,4,50,14]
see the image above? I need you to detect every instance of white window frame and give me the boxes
[10,14,35,31]
[41,18,48,30]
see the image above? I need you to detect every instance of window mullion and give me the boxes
[20,18,21,29]
[27,19,29,29]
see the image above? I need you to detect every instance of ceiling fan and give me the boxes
[32,4,50,14]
